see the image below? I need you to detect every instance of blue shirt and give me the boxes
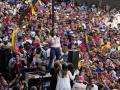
[63,52,68,62]
[80,5,88,11]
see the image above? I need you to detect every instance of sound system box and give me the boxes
[68,50,79,69]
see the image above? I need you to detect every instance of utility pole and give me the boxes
[52,0,55,32]
[99,0,103,9]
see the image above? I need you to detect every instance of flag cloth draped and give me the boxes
[23,0,47,15]
[85,34,88,44]
[80,39,86,49]
[29,1,36,16]
[12,28,19,50]
[35,0,46,13]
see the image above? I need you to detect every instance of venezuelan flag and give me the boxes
[35,0,46,13]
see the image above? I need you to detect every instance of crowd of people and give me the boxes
[0,0,120,90]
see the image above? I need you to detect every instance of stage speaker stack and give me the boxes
[68,50,79,69]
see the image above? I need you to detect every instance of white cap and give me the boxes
[17,4,21,9]
[116,41,120,44]
[92,4,95,7]
[3,37,8,41]
[69,31,73,34]
[25,40,32,44]
[22,25,26,29]
[30,31,36,37]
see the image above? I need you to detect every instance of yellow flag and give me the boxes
[118,46,120,50]
[12,32,15,48]
[32,7,36,15]
[78,61,81,69]
[12,28,19,48]
[29,1,36,16]
[38,0,42,3]
[85,34,88,44]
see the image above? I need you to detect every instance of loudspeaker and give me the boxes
[28,78,40,89]
[68,50,79,69]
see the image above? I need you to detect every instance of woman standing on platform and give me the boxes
[56,64,79,90]
[48,31,61,71]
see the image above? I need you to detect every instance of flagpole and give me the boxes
[52,0,55,32]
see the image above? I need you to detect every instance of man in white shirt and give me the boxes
[72,75,87,90]
[86,78,98,90]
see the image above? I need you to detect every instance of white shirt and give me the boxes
[51,36,61,48]
[54,36,61,48]
[72,83,87,90]
[110,48,116,53]
[46,48,50,58]
[56,71,75,90]
[89,84,98,90]
[111,70,118,80]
